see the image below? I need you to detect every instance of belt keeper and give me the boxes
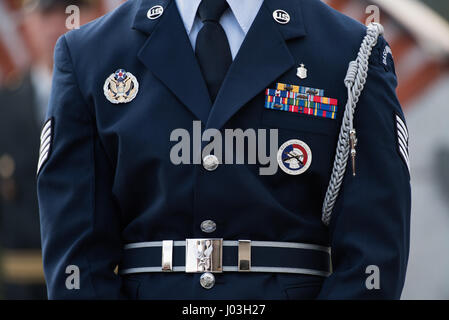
[238,240,251,272]
[161,240,173,271]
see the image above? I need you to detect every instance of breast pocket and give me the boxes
[261,108,338,136]
[261,107,340,178]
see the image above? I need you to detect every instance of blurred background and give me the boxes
[0,0,447,299]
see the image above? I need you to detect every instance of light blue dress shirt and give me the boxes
[175,0,264,59]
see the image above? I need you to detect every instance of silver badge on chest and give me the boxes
[103,69,139,104]
[296,64,308,80]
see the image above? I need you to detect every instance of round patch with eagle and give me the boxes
[277,139,312,175]
[103,69,139,104]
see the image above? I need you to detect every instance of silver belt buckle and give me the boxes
[185,239,223,273]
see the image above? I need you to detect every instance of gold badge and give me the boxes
[103,69,139,104]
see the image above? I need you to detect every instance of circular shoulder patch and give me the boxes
[277,139,312,175]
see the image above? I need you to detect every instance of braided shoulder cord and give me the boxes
[321,23,384,226]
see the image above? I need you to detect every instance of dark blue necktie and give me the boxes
[195,0,232,102]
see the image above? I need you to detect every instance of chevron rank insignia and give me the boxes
[37,118,53,175]
[395,114,410,173]
[382,45,393,66]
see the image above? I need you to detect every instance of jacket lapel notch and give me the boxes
[132,0,171,35]
[135,0,212,124]
[264,0,307,41]
[205,3,301,131]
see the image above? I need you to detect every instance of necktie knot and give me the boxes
[198,0,229,23]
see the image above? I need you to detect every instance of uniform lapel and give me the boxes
[133,0,212,124]
[205,0,307,131]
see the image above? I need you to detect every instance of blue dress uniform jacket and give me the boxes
[37,0,411,299]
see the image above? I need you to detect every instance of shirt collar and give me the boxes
[227,0,264,34]
[175,0,264,35]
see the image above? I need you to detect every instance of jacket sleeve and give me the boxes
[317,37,411,299]
[37,35,123,299]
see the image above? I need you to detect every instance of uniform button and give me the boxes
[200,220,217,233]
[200,272,215,289]
[203,155,219,171]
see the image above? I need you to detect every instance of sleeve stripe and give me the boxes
[37,118,53,175]
[41,129,52,143]
[38,144,51,164]
[396,114,407,130]
[396,122,408,142]
[397,132,408,150]
[39,136,52,154]
[396,116,409,140]
[398,146,410,171]
[37,153,49,174]
[395,114,410,174]
[398,143,409,161]
[40,120,52,140]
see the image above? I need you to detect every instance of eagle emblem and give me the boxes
[103,69,139,104]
